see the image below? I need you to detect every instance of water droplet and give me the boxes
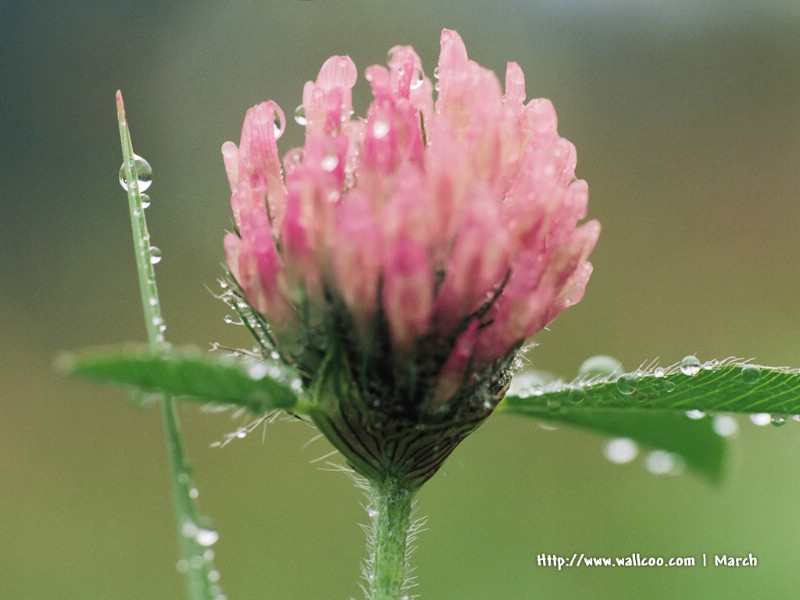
[176,559,190,573]
[567,386,586,405]
[685,410,705,420]
[140,193,151,208]
[546,397,561,411]
[273,113,283,139]
[235,427,247,439]
[578,355,623,378]
[148,297,158,307]
[750,413,771,426]
[616,374,637,396]
[603,438,639,464]
[713,415,738,437]
[294,104,307,126]
[195,528,219,547]
[149,246,162,264]
[663,380,677,393]
[189,487,199,499]
[645,450,684,476]
[482,400,493,409]
[368,508,379,518]
[372,120,390,139]
[410,72,424,90]
[208,569,221,583]
[680,355,701,376]
[182,520,199,538]
[771,414,788,427]
[247,362,269,380]
[321,154,339,172]
[654,367,666,378]
[290,378,303,391]
[223,315,234,324]
[119,154,153,192]
[740,365,761,384]
[702,359,718,370]
[433,66,440,80]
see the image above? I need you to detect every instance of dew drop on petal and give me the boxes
[713,415,738,437]
[119,154,153,192]
[603,438,639,464]
[680,355,701,376]
[321,154,339,172]
[149,246,162,264]
[750,413,771,426]
[740,365,761,384]
[294,104,307,126]
[372,120,390,139]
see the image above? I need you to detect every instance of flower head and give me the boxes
[222,30,599,488]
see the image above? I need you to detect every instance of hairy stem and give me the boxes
[368,479,415,600]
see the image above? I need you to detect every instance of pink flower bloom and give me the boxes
[222,30,599,486]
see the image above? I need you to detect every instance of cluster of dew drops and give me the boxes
[510,353,798,477]
[119,154,163,265]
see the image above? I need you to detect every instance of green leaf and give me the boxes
[497,358,800,483]
[498,403,725,483]
[503,359,800,414]
[59,346,300,414]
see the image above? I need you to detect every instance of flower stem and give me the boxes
[116,91,222,600]
[368,479,415,600]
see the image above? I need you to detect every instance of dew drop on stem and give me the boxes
[118,154,153,192]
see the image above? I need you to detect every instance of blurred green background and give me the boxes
[3,1,800,598]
